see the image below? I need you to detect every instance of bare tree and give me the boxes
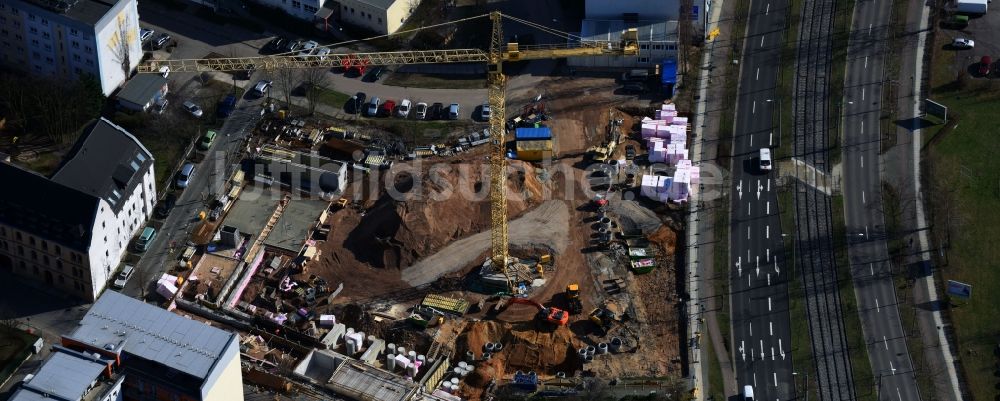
[274,68,300,112]
[108,15,137,79]
[300,67,329,115]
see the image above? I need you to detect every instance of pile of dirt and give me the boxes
[625,225,682,375]
[343,160,545,269]
[457,320,583,399]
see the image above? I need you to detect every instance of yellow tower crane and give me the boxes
[139,12,639,290]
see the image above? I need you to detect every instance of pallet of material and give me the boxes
[630,258,657,274]
[421,294,470,316]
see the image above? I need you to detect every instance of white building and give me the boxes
[0,0,143,96]
[568,19,678,69]
[251,0,418,35]
[0,117,155,301]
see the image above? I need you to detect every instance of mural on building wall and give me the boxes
[107,12,137,78]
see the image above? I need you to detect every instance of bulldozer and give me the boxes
[565,284,583,314]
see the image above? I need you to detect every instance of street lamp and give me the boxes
[793,371,808,401]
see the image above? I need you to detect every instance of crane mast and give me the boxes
[136,13,639,291]
[485,12,511,287]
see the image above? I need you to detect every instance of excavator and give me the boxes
[497,297,570,326]
[138,12,639,293]
[586,108,624,162]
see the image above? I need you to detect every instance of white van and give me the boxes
[743,385,755,401]
[759,148,772,171]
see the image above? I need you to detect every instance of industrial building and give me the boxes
[569,19,678,69]
[0,0,143,96]
[61,291,244,401]
[0,118,155,301]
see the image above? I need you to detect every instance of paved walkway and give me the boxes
[689,0,739,397]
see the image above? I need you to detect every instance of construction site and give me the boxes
[139,11,697,401]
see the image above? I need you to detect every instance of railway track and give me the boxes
[791,0,858,398]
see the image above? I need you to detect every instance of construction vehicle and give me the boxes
[503,297,570,326]
[407,305,445,328]
[138,13,638,293]
[586,109,624,162]
[565,284,583,314]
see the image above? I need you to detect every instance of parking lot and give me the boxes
[936,7,1000,79]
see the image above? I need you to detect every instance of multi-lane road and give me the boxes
[841,0,921,397]
[728,0,793,398]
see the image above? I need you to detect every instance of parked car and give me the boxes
[952,38,975,49]
[152,33,171,50]
[367,97,381,117]
[415,102,428,119]
[362,66,385,82]
[182,100,203,118]
[266,37,287,53]
[429,102,444,120]
[381,100,397,116]
[298,40,318,58]
[397,99,412,117]
[112,265,135,289]
[282,39,302,53]
[154,193,176,219]
[252,80,272,97]
[448,103,460,120]
[479,103,491,121]
[979,55,992,76]
[176,162,195,189]
[217,95,236,117]
[134,227,157,252]
[315,48,331,60]
[348,92,367,114]
[139,28,154,42]
[198,130,218,151]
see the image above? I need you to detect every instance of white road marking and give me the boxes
[862,191,866,204]
[866,225,869,238]
[737,256,742,276]
[740,340,746,361]
[748,226,751,239]
[766,225,770,239]
[869,23,873,35]
[751,134,754,146]
[861,120,864,134]
[770,321,774,336]
[753,373,757,387]
[862,87,866,100]
[767,179,771,191]
[884,335,889,350]
[753,100,757,114]
[774,260,780,274]
[768,297,772,311]
[766,3,770,14]
[779,338,785,359]
[871,263,875,276]
[890,360,896,374]
[767,273,771,286]
[769,131,773,145]
[738,180,743,200]
[760,340,764,358]
[861,155,864,168]
[756,67,760,80]
[897,387,903,401]
[756,256,760,277]
[864,55,868,69]
[748,274,751,287]
[760,35,765,47]
[773,372,778,386]
[750,322,753,336]
[771,347,775,360]
[876,297,880,312]
[767,201,771,214]
[766,248,770,261]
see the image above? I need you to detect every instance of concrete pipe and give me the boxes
[485,343,496,352]
[610,337,623,352]
[598,343,609,354]
[585,354,593,363]
[453,367,463,376]
[493,343,504,352]
[408,350,417,362]
[466,351,475,362]
[386,354,396,370]
[556,371,567,379]
[483,352,492,360]
[387,343,396,354]
[600,217,612,225]
[417,355,426,365]
[459,367,470,377]
[346,339,357,355]
[397,346,406,355]
[459,361,469,369]
[579,348,589,360]
[450,377,460,385]
[586,346,596,357]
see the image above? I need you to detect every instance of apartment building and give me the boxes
[0,0,143,96]
[0,117,155,301]
[62,291,244,401]
[330,0,419,35]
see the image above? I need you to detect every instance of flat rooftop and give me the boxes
[65,291,237,381]
[264,200,328,252]
[14,349,109,401]
[328,359,418,401]
[224,193,281,239]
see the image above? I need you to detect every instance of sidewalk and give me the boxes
[886,0,965,399]
[688,0,740,397]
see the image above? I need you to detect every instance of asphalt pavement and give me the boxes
[728,0,794,398]
[841,0,922,398]
[120,93,265,299]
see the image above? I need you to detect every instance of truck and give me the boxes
[956,0,987,14]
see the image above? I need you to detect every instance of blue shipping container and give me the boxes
[515,127,552,140]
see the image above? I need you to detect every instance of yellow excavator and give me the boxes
[587,108,624,162]
[138,13,638,292]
